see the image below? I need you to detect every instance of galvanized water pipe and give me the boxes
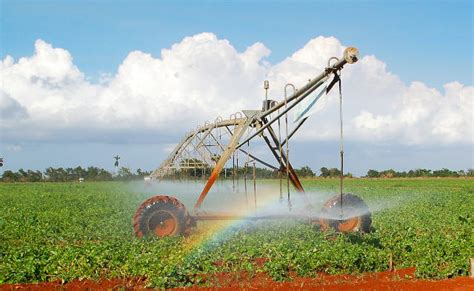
[237,47,359,149]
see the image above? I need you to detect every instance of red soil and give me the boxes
[2,268,473,290]
[183,267,474,290]
[0,278,149,291]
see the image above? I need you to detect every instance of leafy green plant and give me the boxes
[0,179,473,287]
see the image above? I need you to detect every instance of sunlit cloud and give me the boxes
[1,34,472,145]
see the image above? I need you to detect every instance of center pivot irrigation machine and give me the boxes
[133,47,372,238]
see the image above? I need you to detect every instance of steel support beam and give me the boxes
[194,117,255,209]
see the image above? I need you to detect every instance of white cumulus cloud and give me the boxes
[0,34,472,145]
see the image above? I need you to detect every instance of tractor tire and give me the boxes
[319,193,372,233]
[133,195,194,238]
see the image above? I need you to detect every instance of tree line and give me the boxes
[365,168,474,178]
[168,165,316,179]
[1,165,472,182]
[0,166,152,182]
[1,165,317,182]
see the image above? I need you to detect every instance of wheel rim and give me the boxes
[319,197,364,232]
[148,210,178,237]
[337,216,361,232]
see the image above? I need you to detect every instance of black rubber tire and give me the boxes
[320,193,372,233]
[138,200,186,237]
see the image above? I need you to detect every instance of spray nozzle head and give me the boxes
[344,47,359,64]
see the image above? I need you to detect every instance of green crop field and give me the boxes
[0,179,473,288]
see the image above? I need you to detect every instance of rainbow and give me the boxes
[181,181,319,253]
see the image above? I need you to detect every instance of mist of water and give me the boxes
[126,179,413,223]
[123,179,418,257]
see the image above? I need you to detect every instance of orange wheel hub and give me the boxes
[149,210,178,237]
[318,193,372,233]
[336,216,361,232]
[132,195,195,238]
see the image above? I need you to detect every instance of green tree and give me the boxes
[117,167,133,180]
[296,166,315,177]
[1,170,20,182]
[366,169,380,178]
[320,167,330,177]
[26,170,42,182]
[380,169,397,178]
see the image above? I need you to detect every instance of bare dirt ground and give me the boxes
[2,268,474,290]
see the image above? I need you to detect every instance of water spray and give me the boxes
[132,47,372,238]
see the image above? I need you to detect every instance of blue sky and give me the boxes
[0,0,473,175]
[2,0,472,88]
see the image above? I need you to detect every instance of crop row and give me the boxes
[0,179,472,288]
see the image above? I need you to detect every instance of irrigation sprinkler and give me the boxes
[133,47,372,238]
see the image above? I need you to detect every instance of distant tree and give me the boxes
[16,169,25,181]
[45,167,68,182]
[414,168,432,177]
[118,167,133,180]
[296,166,315,177]
[320,167,330,177]
[2,165,473,182]
[253,167,276,178]
[96,168,113,181]
[432,168,459,177]
[328,168,341,177]
[380,169,396,178]
[366,169,380,178]
[136,168,143,176]
[362,168,472,178]
[44,167,54,181]
[319,167,342,178]
[397,171,408,178]
[26,170,42,182]
[86,166,99,181]
[73,166,87,180]
[2,170,19,182]
[2,166,115,182]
